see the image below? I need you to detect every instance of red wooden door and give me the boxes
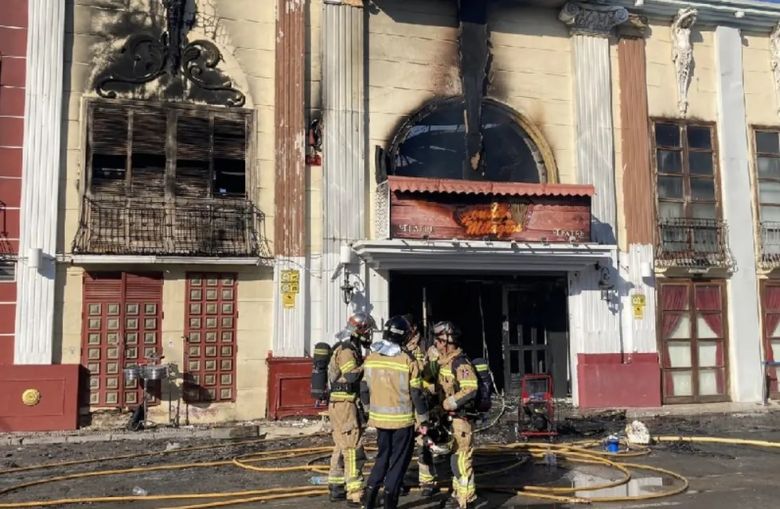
[183,273,238,403]
[761,282,780,399]
[81,272,163,408]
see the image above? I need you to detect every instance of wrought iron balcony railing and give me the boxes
[656,218,732,269]
[73,196,269,257]
[760,222,780,268]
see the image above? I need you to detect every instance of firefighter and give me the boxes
[402,314,439,496]
[327,312,376,505]
[433,320,478,509]
[360,315,430,509]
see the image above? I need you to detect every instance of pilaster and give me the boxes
[321,0,367,340]
[14,0,66,364]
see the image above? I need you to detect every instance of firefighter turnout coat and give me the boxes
[360,340,429,429]
[437,347,478,508]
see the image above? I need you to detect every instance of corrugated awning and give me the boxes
[386,175,594,197]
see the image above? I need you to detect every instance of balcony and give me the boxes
[656,218,732,269]
[760,222,780,269]
[73,196,268,258]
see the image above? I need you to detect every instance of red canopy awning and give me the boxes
[386,175,594,197]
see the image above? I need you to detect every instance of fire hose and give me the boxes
[0,433,779,508]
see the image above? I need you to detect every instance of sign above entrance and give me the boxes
[387,176,593,243]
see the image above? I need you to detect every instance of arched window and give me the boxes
[389,98,553,183]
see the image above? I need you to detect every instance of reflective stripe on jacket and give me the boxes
[362,349,425,429]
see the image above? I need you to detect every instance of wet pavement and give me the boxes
[0,410,778,508]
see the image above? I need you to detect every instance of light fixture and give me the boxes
[640,261,653,279]
[28,248,42,269]
[340,245,356,305]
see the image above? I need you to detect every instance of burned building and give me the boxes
[3,0,780,430]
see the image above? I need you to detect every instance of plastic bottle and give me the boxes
[132,486,149,496]
[309,475,329,485]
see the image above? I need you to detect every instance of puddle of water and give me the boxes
[566,468,673,498]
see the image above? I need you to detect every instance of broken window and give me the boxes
[390,98,546,183]
[0,262,14,282]
[652,121,719,221]
[87,101,251,201]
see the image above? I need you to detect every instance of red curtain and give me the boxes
[764,287,780,343]
[661,285,689,338]
[695,285,722,337]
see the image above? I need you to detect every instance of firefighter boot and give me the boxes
[421,484,440,497]
[362,485,380,509]
[328,484,346,502]
[441,497,474,509]
[384,491,400,509]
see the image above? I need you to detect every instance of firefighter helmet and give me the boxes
[383,315,412,345]
[338,312,377,346]
[433,320,461,344]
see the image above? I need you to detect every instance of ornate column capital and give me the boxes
[558,2,629,36]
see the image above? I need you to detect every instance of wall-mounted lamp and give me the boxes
[340,245,356,305]
[640,261,653,279]
[28,248,42,270]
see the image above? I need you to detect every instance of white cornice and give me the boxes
[353,239,616,272]
[61,255,272,266]
[613,0,780,31]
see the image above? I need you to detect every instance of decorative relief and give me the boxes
[672,7,697,116]
[95,0,245,107]
[771,22,780,117]
[558,2,629,36]
[21,388,41,406]
[375,181,390,240]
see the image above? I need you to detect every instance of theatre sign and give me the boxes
[385,176,594,243]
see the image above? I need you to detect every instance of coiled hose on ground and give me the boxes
[0,432,778,508]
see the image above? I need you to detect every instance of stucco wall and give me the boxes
[58,0,277,421]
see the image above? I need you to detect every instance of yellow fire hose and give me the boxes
[0,433,777,508]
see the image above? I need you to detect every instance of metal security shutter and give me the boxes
[183,273,238,403]
[81,272,163,408]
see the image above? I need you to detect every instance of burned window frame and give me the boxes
[0,261,15,282]
[651,120,721,222]
[84,99,254,203]
[386,97,556,184]
[751,127,780,224]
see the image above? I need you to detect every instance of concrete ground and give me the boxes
[1,403,779,508]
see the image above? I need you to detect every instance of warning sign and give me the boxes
[280,270,300,309]
[632,293,646,320]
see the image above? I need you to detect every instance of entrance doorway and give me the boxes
[389,273,569,398]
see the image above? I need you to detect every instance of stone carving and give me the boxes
[558,2,629,36]
[672,7,697,116]
[771,22,780,116]
[375,181,390,240]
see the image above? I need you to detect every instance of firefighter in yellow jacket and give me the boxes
[433,320,478,509]
[327,312,376,505]
[360,315,430,509]
[402,314,439,496]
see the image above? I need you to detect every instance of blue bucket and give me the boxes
[606,437,620,453]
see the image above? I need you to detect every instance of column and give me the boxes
[273,0,307,356]
[14,0,66,364]
[559,2,627,245]
[714,26,763,402]
[321,0,367,340]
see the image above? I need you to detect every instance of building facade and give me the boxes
[3,0,780,430]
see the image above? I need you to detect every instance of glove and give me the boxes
[443,396,457,411]
[417,422,430,436]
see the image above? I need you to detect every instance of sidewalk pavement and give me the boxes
[2,401,777,447]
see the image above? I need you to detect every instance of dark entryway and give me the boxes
[389,273,569,398]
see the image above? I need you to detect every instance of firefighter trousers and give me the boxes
[449,417,475,507]
[328,401,365,502]
[416,433,435,486]
[367,426,416,499]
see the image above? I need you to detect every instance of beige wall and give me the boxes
[59,0,277,421]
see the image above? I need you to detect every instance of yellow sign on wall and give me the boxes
[632,293,646,320]
[280,270,300,309]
